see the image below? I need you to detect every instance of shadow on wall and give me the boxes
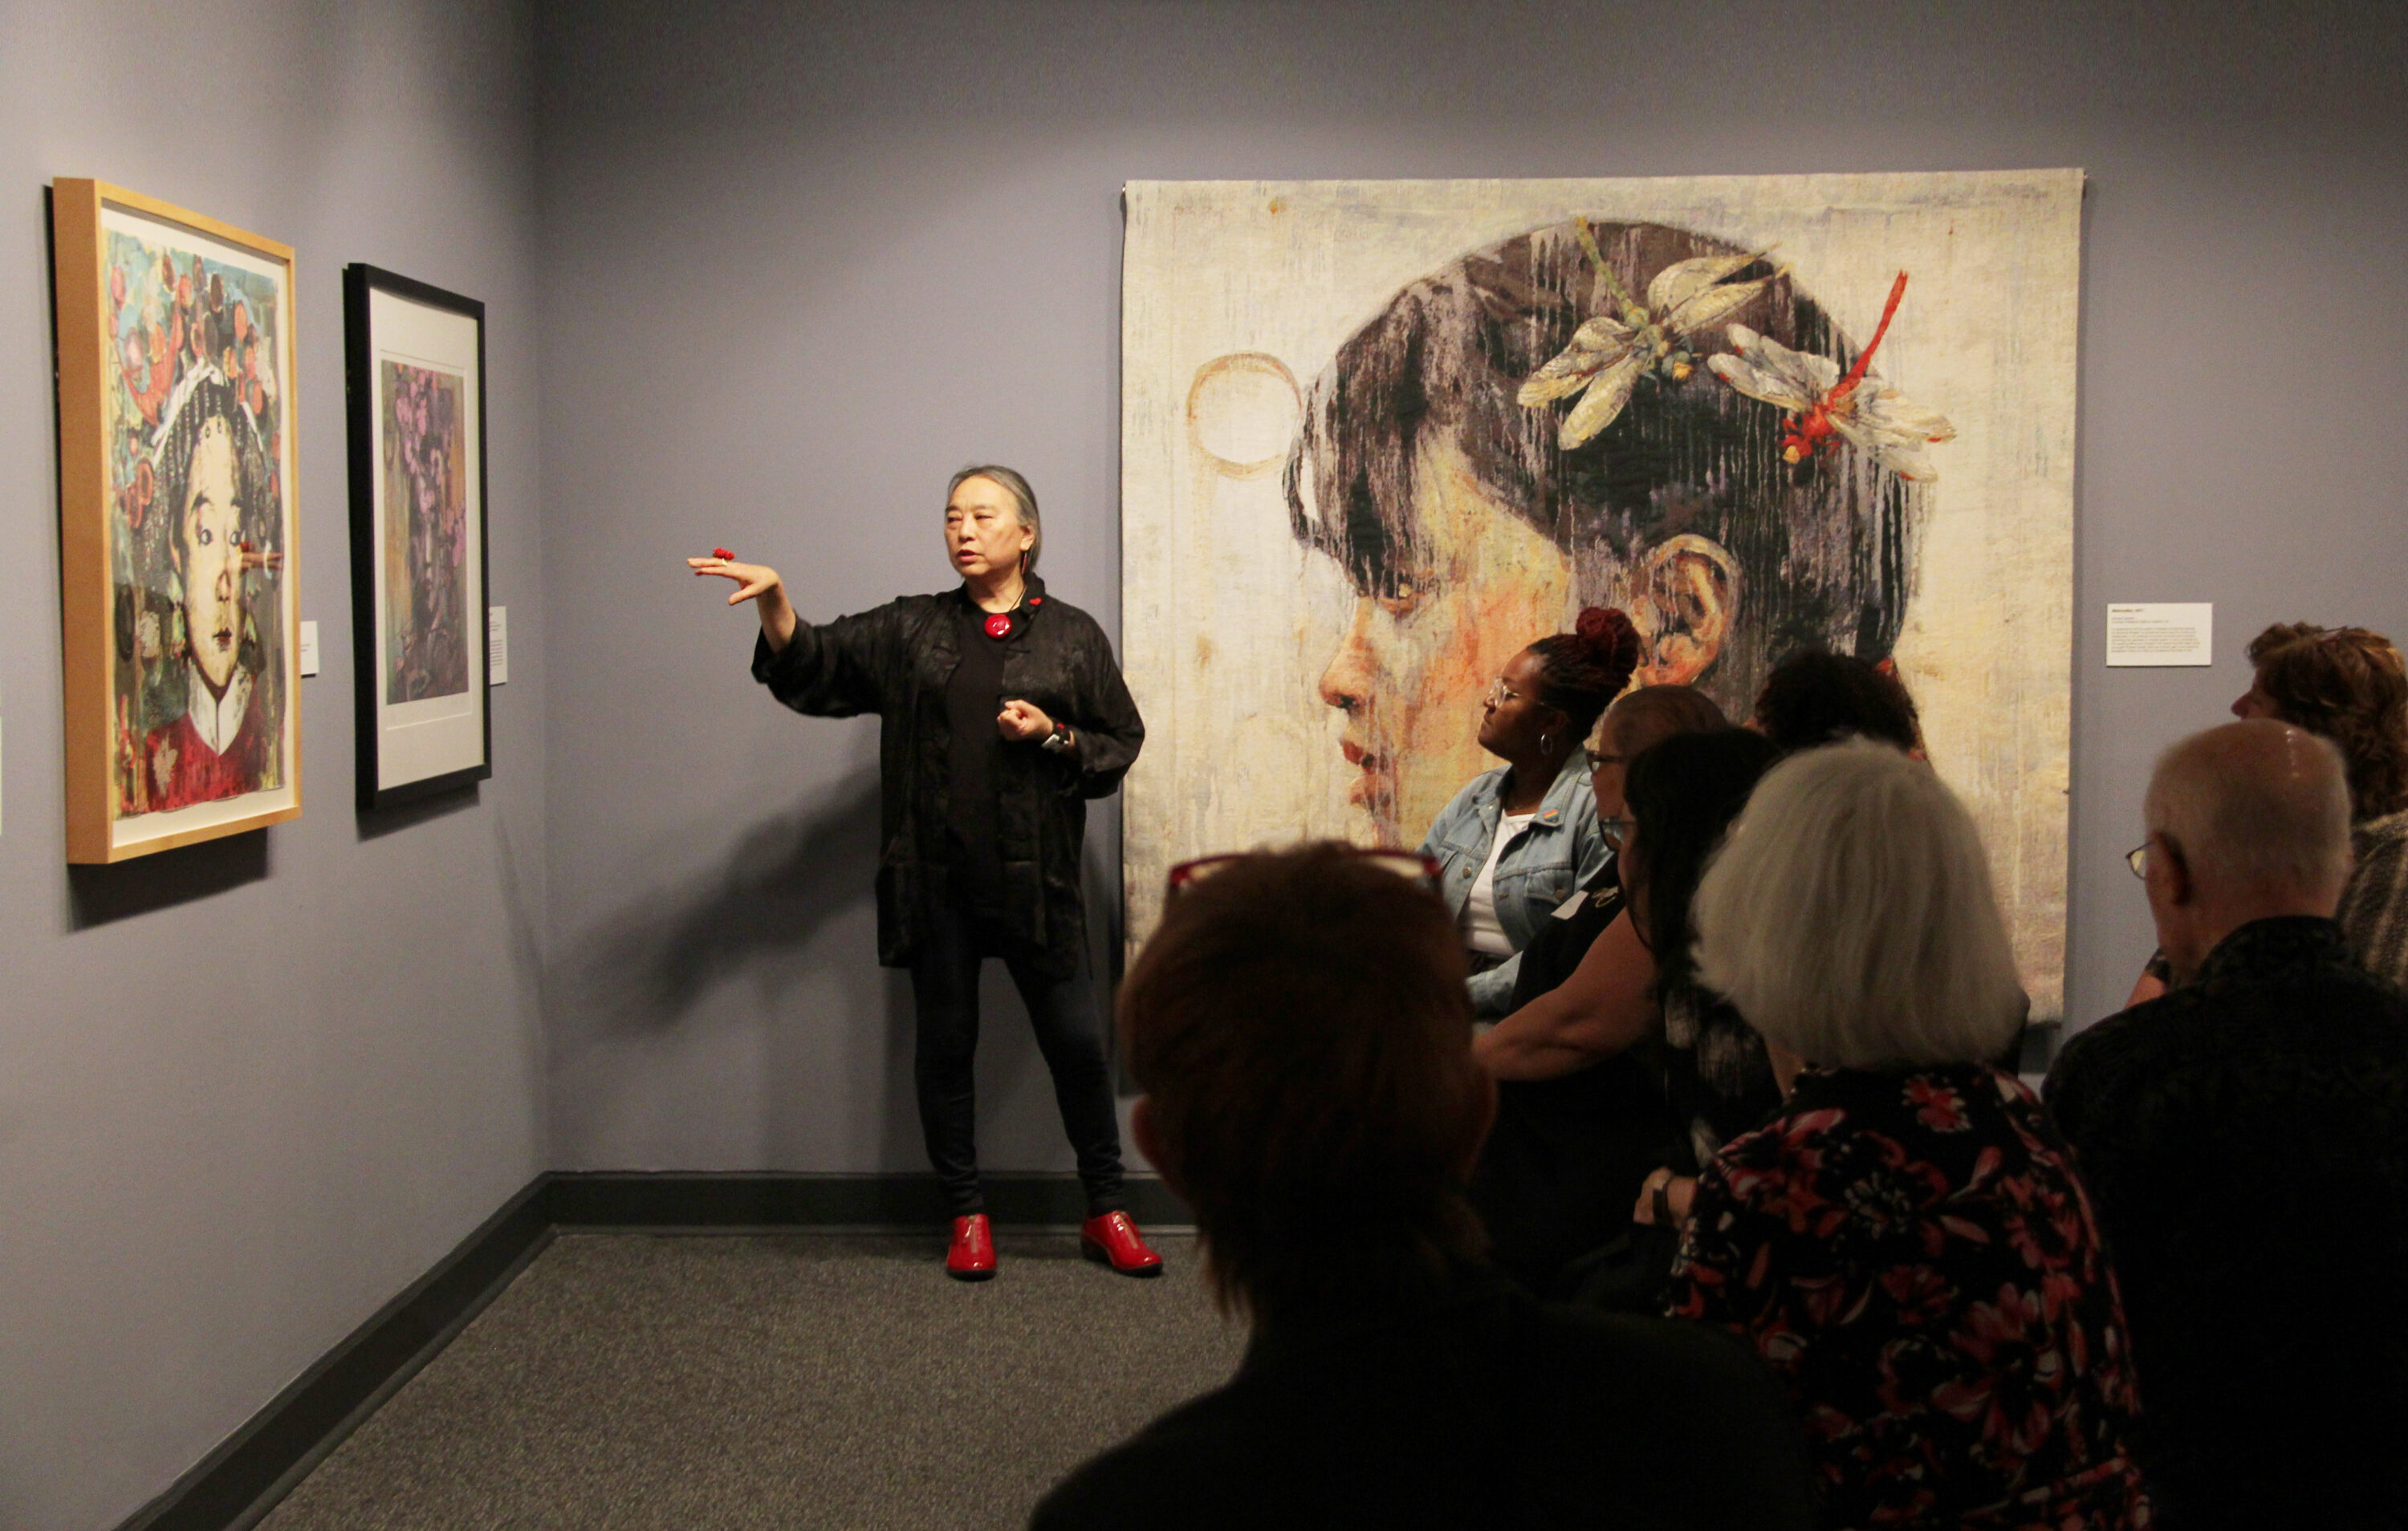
[551,768,889,1044]
[357,779,480,840]
[69,828,270,928]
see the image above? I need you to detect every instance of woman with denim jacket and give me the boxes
[1419,608,1641,1016]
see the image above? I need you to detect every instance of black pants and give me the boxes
[907,899,1125,1217]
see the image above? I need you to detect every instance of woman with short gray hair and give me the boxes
[1668,741,2151,1529]
[689,465,1160,1283]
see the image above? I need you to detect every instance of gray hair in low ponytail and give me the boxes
[949,464,1042,576]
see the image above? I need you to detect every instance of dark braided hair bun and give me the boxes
[1527,607,1645,738]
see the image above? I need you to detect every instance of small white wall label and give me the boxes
[299,620,319,676]
[489,606,508,684]
[2106,603,2213,667]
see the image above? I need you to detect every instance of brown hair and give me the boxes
[1604,683,1728,755]
[1119,844,1488,1323]
[1751,648,1920,755]
[2247,623,2408,820]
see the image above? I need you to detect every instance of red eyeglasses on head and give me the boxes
[1165,847,1442,898]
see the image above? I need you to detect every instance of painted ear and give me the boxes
[1632,534,1739,688]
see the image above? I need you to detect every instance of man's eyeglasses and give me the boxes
[1166,848,1442,898]
[2125,843,2150,879]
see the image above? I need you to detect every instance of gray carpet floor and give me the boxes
[258,1232,1244,1530]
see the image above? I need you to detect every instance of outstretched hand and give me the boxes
[999,698,1056,743]
[689,551,799,650]
[688,554,782,606]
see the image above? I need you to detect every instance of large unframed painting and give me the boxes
[1121,172,2082,1017]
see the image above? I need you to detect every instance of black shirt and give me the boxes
[1030,1271,1814,1530]
[751,575,1145,977]
[1471,868,1683,1296]
[2045,916,2408,1531]
[944,598,1019,916]
[1506,859,1622,1007]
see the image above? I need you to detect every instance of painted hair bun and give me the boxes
[1575,606,1644,684]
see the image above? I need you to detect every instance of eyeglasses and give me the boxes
[1599,814,1633,849]
[1166,848,1442,898]
[1584,748,1625,771]
[2125,843,2150,879]
[1483,678,1525,709]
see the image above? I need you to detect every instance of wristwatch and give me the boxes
[1041,723,1075,755]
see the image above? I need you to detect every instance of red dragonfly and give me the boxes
[1707,271,1955,481]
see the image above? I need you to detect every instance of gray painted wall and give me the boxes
[534,0,2408,1173]
[9,2,2406,1522]
[0,3,547,1528]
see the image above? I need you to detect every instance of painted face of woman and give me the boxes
[178,417,246,694]
[1314,432,1569,842]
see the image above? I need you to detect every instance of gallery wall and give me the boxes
[0,3,547,1528]
[534,0,2408,1172]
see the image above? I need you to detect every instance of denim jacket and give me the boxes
[1418,754,1609,1017]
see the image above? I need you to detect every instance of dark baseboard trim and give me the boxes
[120,1176,555,1531]
[120,1171,1186,1531]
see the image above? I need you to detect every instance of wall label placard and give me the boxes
[299,621,319,677]
[2105,603,2214,667]
[488,606,508,685]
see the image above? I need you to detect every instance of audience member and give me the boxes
[1618,730,1785,1237]
[1470,727,1771,1090]
[2238,622,2408,986]
[1419,609,1640,1016]
[1751,648,1921,756]
[1470,685,1726,1294]
[1033,845,1816,1529]
[1676,741,2150,1529]
[2047,721,2408,1529]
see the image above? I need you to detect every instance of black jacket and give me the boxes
[2045,916,2408,1531]
[1030,1271,1815,1530]
[752,575,1143,976]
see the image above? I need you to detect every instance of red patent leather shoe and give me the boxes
[1080,1210,1163,1277]
[946,1213,996,1281]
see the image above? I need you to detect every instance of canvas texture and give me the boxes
[1121,173,2081,1017]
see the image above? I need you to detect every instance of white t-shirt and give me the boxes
[1462,810,1537,957]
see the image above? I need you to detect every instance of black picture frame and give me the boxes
[343,264,492,810]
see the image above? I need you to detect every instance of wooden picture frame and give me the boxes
[51,180,302,863]
[343,265,492,810]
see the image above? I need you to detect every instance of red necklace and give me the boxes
[981,591,1039,641]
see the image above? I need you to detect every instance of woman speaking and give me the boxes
[689,466,1159,1283]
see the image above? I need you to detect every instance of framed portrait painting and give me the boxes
[51,180,301,863]
[343,265,490,810]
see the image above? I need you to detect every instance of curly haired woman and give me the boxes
[1418,608,1642,1016]
[2234,623,2408,988]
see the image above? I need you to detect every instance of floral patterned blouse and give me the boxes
[1667,1063,2151,1530]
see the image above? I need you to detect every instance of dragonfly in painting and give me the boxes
[1708,270,1956,482]
[1518,218,1785,449]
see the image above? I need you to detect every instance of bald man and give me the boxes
[2047,721,2408,1531]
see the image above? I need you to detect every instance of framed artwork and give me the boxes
[343,265,490,809]
[51,180,301,863]
[1122,172,2082,1017]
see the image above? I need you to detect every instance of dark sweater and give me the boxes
[1030,1271,1815,1530]
[2046,916,2408,1530]
[1470,870,1682,1295]
[752,575,1141,977]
